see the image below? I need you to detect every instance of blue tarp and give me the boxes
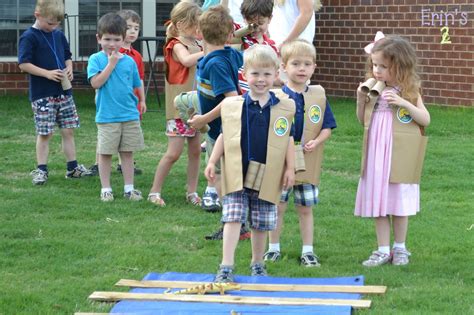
[111,272,365,314]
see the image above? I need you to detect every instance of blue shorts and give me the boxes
[31,95,79,135]
[222,189,277,231]
[280,183,319,206]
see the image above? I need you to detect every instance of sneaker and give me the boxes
[100,191,114,202]
[214,265,234,283]
[362,250,391,267]
[250,262,267,276]
[392,247,411,266]
[116,163,143,175]
[205,226,224,240]
[200,141,207,153]
[201,191,221,212]
[239,225,251,240]
[88,164,99,176]
[30,169,48,185]
[65,164,92,178]
[123,189,143,201]
[300,252,321,267]
[263,250,281,262]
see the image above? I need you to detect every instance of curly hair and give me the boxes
[166,1,202,41]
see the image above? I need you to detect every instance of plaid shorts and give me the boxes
[222,189,277,231]
[280,183,319,206]
[31,95,79,135]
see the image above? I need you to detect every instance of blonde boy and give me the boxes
[205,45,295,282]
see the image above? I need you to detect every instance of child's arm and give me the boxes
[303,128,331,152]
[279,0,314,47]
[384,92,430,127]
[65,59,74,81]
[282,137,296,189]
[187,91,238,129]
[204,134,224,183]
[173,43,204,68]
[18,63,65,82]
[138,80,147,114]
[356,83,368,124]
[90,50,120,89]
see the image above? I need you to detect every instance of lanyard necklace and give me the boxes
[39,29,63,69]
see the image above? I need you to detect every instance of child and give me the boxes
[87,13,145,202]
[263,39,336,267]
[147,1,204,207]
[187,5,243,212]
[205,44,295,282]
[18,0,91,185]
[88,9,146,176]
[355,34,430,266]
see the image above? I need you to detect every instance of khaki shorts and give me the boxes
[97,120,145,155]
[205,134,221,174]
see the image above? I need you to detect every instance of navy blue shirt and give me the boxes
[241,92,282,177]
[283,85,337,143]
[196,47,243,140]
[18,27,72,101]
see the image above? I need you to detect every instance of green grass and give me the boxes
[0,92,472,314]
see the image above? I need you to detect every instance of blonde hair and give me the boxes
[366,35,421,102]
[243,44,280,71]
[198,5,233,46]
[280,39,316,64]
[275,0,323,12]
[35,0,64,22]
[166,1,202,41]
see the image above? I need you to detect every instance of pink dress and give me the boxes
[355,88,420,217]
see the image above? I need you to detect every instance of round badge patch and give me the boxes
[308,105,322,124]
[397,107,413,124]
[274,117,289,136]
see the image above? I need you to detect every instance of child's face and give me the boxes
[124,19,140,45]
[97,33,124,55]
[243,66,278,97]
[244,15,271,39]
[371,51,395,86]
[34,13,60,32]
[283,56,316,86]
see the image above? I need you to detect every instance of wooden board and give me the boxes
[115,279,386,294]
[89,291,372,308]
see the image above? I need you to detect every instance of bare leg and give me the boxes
[221,222,241,266]
[98,154,113,188]
[268,202,288,244]
[375,216,391,247]
[119,151,134,186]
[149,137,185,193]
[297,205,314,246]
[392,215,409,243]
[60,128,76,161]
[251,229,267,265]
[186,134,201,194]
[36,134,53,165]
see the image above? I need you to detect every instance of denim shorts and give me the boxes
[31,95,79,135]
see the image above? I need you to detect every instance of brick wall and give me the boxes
[314,0,473,106]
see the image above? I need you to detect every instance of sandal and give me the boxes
[186,192,201,206]
[148,192,165,207]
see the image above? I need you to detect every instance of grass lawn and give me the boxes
[0,92,472,314]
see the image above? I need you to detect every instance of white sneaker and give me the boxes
[362,250,391,267]
[30,169,48,185]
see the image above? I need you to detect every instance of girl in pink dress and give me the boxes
[355,34,430,267]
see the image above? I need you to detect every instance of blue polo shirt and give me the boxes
[196,47,243,140]
[241,91,282,177]
[283,85,337,143]
[18,27,72,101]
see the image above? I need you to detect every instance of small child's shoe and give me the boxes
[301,252,321,267]
[250,262,267,276]
[362,250,391,267]
[263,250,281,262]
[30,168,48,185]
[186,192,201,206]
[392,247,411,266]
[66,164,92,178]
[214,265,234,283]
[100,191,114,202]
[148,192,165,206]
[124,189,143,201]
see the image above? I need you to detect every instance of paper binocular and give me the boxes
[174,91,209,134]
[294,145,306,173]
[244,160,266,191]
[360,78,386,97]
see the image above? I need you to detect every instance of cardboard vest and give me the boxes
[293,85,327,186]
[220,96,296,205]
[165,38,200,120]
[361,89,428,184]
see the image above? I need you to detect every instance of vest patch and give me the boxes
[274,117,289,136]
[308,104,322,124]
[397,107,413,124]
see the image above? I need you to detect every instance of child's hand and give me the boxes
[204,163,216,183]
[46,69,65,82]
[282,167,295,190]
[107,49,120,66]
[139,101,147,114]
[303,139,318,152]
[65,66,74,81]
[187,114,205,130]
[384,90,408,108]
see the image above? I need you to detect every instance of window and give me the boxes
[156,0,180,56]
[0,0,35,57]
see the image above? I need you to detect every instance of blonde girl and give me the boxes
[148,1,204,206]
[355,34,430,266]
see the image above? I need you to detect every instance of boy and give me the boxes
[88,9,146,176]
[18,0,91,185]
[263,39,337,267]
[188,5,243,213]
[87,13,145,202]
[205,45,295,282]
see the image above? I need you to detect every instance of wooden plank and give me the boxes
[89,291,372,309]
[115,279,386,294]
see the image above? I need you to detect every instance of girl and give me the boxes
[148,1,204,207]
[355,34,430,267]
